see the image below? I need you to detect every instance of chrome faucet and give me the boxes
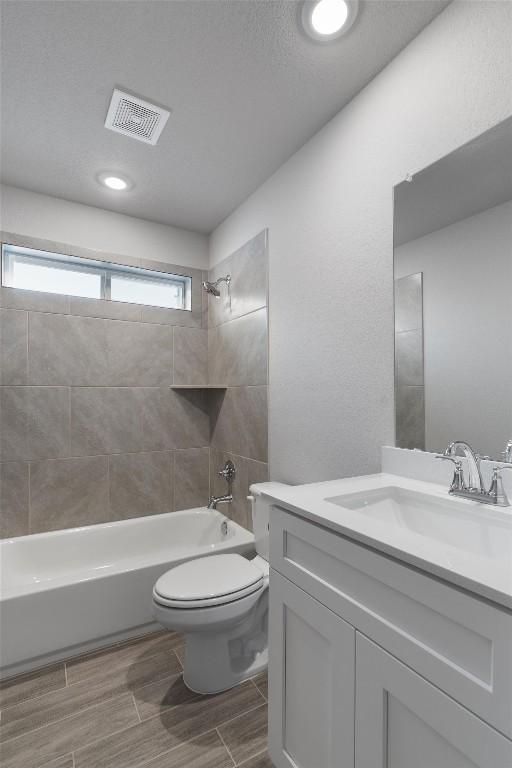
[207,460,236,510]
[436,441,511,506]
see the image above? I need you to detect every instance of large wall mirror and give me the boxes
[393,117,512,460]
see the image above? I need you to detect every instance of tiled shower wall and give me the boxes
[0,230,268,537]
[0,232,210,538]
[208,230,269,530]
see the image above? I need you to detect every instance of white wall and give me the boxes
[209,1,512,484]
[0,185,208,269]
[395,200,512,459]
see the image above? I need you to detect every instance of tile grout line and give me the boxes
[172,648,183,671]
[250,677,267,702]
[131,693,142,724]
[212,700,267,734]
[237,748,269,766]
[215,726,237,767]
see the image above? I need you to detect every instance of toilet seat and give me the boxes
[153,553,264,609]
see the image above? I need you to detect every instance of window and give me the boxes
[1,244,192,311]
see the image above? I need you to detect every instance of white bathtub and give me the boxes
[0,508,255,678]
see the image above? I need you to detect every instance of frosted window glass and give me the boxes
[111,275,184,309]
[12,262,101,299]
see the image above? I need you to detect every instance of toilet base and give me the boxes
[183,642,267,695]
[181,592,268,695]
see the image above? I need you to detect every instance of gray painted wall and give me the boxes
[0,185,209,270]
[209,1,512,484]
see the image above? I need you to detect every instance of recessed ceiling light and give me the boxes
[302,0,358,41]
[97,172,132,191]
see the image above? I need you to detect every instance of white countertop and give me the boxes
[261,472,512,611]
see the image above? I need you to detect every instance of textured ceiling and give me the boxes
[0,0,449,234]
[394,116,512,246]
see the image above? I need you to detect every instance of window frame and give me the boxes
[1,243,192,311]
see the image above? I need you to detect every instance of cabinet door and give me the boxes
[355,633,512,768]
[268,569,355,768]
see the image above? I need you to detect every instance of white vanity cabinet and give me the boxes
[268,570,355,768]
[268,505,512,768]
[355,634,512,768]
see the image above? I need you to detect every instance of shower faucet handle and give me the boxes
[218,460,236,486]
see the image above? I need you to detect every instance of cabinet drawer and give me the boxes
[270,505,512,738]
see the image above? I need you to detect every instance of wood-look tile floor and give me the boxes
[0,630,273,768]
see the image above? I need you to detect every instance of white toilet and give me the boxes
[152,483,281,694]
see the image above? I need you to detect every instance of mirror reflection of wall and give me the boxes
[394,118,512,460]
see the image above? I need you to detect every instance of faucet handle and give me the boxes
[218,459,236,480]
[436,455,465,492]
[218,460,236,486]
[487,465,512,506]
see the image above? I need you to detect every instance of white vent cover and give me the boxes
[104,89,170,145]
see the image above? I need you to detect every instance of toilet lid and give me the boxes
[153,554,264,608]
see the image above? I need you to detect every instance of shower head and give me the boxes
[202,275,231,298]
[202,280,221,297]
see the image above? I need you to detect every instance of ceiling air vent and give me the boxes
[104,89,170,145]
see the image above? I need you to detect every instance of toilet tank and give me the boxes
[249,482,289,561]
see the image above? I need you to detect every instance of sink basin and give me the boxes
[325,486,512,562]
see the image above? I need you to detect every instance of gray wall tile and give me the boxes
[0,309,28,384]
[0,461,29,537]
[141,389,209,451]
[28,315,173,387]
[1,387,70,461]
[201,270,209,329]
[139,305,201,328]
[139,389,169,452]
[208,308,267,386]
[396,330,423,386]
[29,457,109,532]
[106,321,173,386]
[173,327,208,386]
[28,313,108,386]
[395,273,423,332]
[210,386,268,462]
[207,254,233,328]
[173,448,210,511]
[27,387,70,460]
[396,385,425,450]
[69,297,141,322]
[109,452,173,520]
[0,387,27,460]
[71,388,143,456]
[208,230,267,327]
[168,390,210,449]
[0,286,70,314]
